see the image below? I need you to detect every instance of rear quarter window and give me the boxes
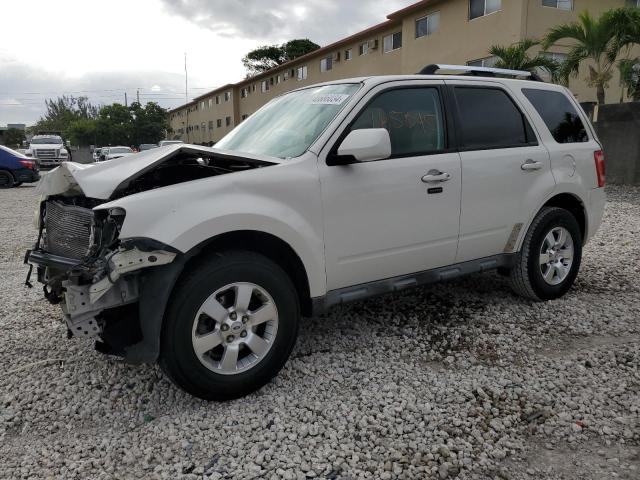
[522,88,588,144]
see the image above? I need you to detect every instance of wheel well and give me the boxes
[182,231,313,316]
[542,193,587,242]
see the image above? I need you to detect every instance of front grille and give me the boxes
[34,149,59,159]
[44,201,94,259]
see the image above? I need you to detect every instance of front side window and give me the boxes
[454,87,536,150]
[522,88,588,143]
[383,32,402,53]
[349,88,446,157]
[469,0,502,20]
[215,83,360,159]
[320,57,333,72]
[416,12,440,38]
[542,0,573,9]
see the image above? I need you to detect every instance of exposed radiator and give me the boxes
[44,201,94,260]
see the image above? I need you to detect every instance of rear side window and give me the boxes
[350,87,446,157]
[453,87,536,150]
[522,88,588,143]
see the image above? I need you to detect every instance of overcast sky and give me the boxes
[0,0,415,125]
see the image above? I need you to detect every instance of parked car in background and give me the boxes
[158,140,184,147]
[98,147,109,162]
[0,145,39,188]
[103,146,134,161]
[139,144,158,151]
[25,66,606,400]
[93,148,102,162]
[25,135,68,169]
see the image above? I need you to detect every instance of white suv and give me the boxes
[26,65,606,400]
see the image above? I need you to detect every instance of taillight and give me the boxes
[19,160,35,170]
[594,150,605,188]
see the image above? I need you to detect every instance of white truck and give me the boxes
[26,134,69,168]
[25,65,606,400]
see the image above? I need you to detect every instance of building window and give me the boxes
[241,87,248,98]
[216,119,222,128]
[225,91,231,102]
[542,0,572,9]
[320,56,333,72]
[241,114,248,121]
[208,121,214,130]
[467,56,498,68]
[345,49,353,61]
[469,0,501,20]
[359,42,369,56]
[416,12,440,38]
[284,71,289,81]
[276,75,281,84]
[383,32,402,53]
[626,0,640,7]
[297,65,308,81]
[215,96,220,105]
[252,84,256,92]
[261,80,270,93]
[225,116,231,127]
[200,101,205,110]
[208,98,212,108]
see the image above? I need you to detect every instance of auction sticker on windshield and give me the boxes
[310,94,350,105]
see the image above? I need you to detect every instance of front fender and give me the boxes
[97,156,326,297]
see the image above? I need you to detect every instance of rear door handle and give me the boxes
[422,170,451,183]
[521,159,543,171]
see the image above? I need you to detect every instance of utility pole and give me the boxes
[137,89,140,104]
[124,92,128,107]
[185,52,190,143]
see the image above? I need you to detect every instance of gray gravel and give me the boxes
[0,184,638,480]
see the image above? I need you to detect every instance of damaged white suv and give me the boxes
[26,66,606,400]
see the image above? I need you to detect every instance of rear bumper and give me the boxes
[586,187,606,243]
[13,168,40,183]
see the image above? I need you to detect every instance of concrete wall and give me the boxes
[593,102,640,185]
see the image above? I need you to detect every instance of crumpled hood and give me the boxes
[37,144,281,200]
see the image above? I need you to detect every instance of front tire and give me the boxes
[509,207,582,301]
[160,251,300,401]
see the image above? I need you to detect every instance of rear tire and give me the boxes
[509,207,582,301]
[0,171,14,188]
[160,251,300,401]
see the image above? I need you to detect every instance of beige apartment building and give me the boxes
[168,0,640,144]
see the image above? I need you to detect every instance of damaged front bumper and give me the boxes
[26,238,181,363]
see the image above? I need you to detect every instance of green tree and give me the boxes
[618,58,640,101]
[33,95,98,134]
[96,103,133,146]
[489,39,561,82]
[129,101,169,145]
[67,118,97,146]
[2,128,26,148]
[543,10,625,105]
[242,38,320,76]
[607,6,640,56]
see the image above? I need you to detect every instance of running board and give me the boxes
[312,254,515,314]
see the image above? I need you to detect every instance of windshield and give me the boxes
[30,137,63,145]
[110,147,133,153]
[216,83,360,159]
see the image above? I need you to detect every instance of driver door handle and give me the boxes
[422,170,451,183]
[521,159,543,171]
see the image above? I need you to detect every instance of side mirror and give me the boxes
[328,128,391,166]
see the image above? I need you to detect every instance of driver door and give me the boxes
[317,81,462,291]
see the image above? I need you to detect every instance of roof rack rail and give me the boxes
[417,64,543,82]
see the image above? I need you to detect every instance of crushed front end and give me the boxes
[25,196,178,361]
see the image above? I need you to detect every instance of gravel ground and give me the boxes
[0,184,638,480]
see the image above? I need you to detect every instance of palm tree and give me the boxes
[607,7,640,56]
[543,11,623,105]
[489,39,561,81]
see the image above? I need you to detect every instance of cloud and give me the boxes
[0,61,194,125]
[159,0,415,44]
